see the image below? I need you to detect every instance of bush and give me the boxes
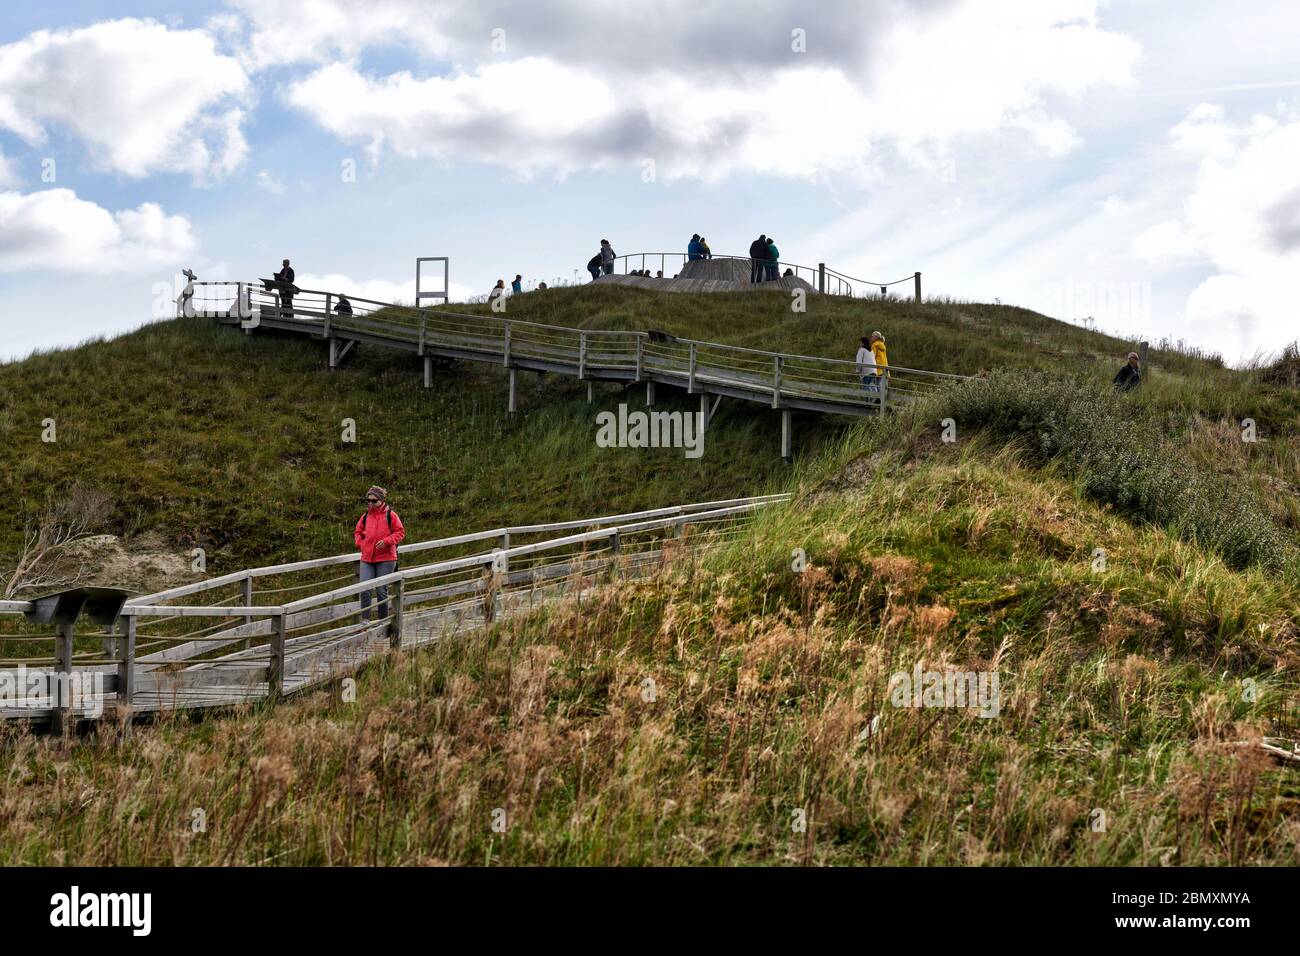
[932,371,1292,571]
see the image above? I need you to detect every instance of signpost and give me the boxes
[416,257,450,306]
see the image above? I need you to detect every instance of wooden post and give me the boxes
[879,374,889,415]
[424,356,433,389]
[52,619,74,734]
[635,337,643,382]
[1138,341,1149,385]
[700,393,709,427]
[609,530,621,581]
[818,263,825,294]
[418,319,426,356]
[268,611,285,701]
[772,355,783,408]
[508,367,517,413]
[503,322,512,367]
[328,337,338,371]
[578,332,587,380]
[688,344,697,394]
[390,578,404,649]
[241,574,254,650]
[587,381,594,404]
[914,272,922,303]
[116,613,136,724]
[482,563,497,626]
[325,293,332,320]
[781,408,793,462]
[646,381,656,407]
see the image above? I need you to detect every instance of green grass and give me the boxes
[3,283,1300,866]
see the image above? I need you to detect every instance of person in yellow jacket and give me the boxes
[855,331,889,401]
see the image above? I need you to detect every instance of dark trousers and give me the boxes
[589,266,601,281]
[280,295,294,319]
[750,259,762,282]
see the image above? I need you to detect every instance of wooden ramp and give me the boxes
[180,280,969,461]
[0,498,784,726]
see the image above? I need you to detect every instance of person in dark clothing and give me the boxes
[1113,351,1141,391]
[748,235,768,283]
[334,294,353,316]
[274,258,295,318]
[587,254,602,281]
[688,234,702,260]
[512,274,523,293]
[765,237,779,281]
[698,236,712,259]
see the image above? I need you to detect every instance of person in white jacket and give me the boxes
[856,336,878,393]
[599,239,616,275]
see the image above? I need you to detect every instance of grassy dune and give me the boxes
[2,285,1299,865]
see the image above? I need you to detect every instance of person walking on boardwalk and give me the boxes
[857,332,888,399]
[1113,351,1141,391]
[355,486,406,625]
[748,235,768,282]
[274,258,295,318]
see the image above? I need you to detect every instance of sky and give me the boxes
[2,1,1300,364]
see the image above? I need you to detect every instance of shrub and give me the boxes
[931,371,1292,571]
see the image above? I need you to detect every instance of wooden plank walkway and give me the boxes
[181,281,968,437]
[0,498,783,724]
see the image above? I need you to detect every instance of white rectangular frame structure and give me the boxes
[416,256,450,305]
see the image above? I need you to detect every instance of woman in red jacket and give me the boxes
[354,485,406,624]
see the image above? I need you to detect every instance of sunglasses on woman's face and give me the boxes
[365,498,380,504]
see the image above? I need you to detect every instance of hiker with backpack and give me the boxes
[354,485,406,625]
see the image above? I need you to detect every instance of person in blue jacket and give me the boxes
[687,234,702,260]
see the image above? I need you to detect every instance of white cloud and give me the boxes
[278,0,1137,181]
[1144,104,1300,359]
[0,18,252,183]
[0,189,196,273]
[256,170,286,194]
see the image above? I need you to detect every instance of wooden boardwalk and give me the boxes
[0,498,784,725]
[181,281,968,458]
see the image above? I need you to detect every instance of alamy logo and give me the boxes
[888,662,1000,718]
[595,403,705,459]
[50,886,151,936]
[1,665,103,718]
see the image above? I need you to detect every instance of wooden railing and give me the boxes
[179,281,967,418]
[0,497,787,723]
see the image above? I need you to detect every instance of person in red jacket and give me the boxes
[354,485,406,624]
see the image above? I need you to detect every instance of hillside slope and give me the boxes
[3,285,1300,867]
